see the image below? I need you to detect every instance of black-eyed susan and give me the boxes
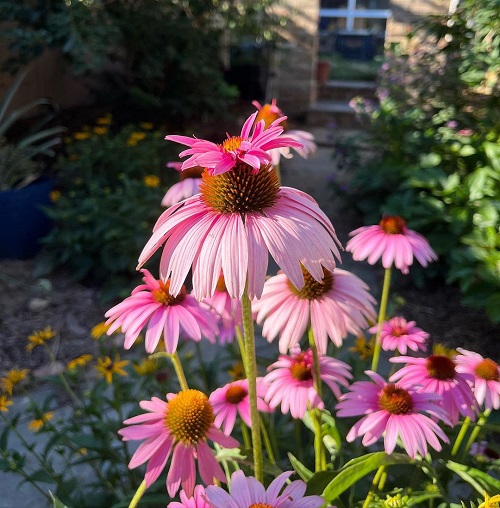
[478,491,500,508]
[143,174,160,188]
[95,355,129,384]
[349,334,375,360]
[1,369,30,395]
[67,354,93,371]
[133,357,159,376]
[0,394,13,413]
[90,321,111,340]
[26,326,57,352]
[28,411,54,432]
[126,132,146,146]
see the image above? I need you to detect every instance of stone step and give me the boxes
[307,100,364,129]
[318,79,377,101]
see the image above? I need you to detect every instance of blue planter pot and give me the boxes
[0,177,54,259]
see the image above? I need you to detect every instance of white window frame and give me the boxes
[320,0,392,32]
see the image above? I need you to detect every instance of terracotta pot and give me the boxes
[316,60,332,83]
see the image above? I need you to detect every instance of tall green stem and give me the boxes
[463,409,491,457]
[451,417,471,456]
[168,352,189,391]
[371,267,392,373]
[128,480,146,508]
[362,465,386,508]
[241,290,263,482]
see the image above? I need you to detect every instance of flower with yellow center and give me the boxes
[95,355,129,384]
[67,354,93,371]
[126,132,146,146]
[93,126,108,135]
[73,131,91,141]
[133,357,159,376]
[349,334,376,359]
[119,389,239,497]
[28,411,54,433]
[0,395,13,413]
[96,114,112,125]
[90,321,111,340]
[478,492,500,508]
[143,174,160,188]
[50,190,61,202]
[1,369,30,395]
[139,122,153,130]
[26,326,57,352]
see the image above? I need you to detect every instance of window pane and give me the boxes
[355,0,390,9]
[321,0,349,8]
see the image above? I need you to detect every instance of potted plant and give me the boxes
[0,68,66,259]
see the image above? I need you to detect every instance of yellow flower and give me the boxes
[126,132,147,146]
[433,343,457,358]
[143,174,160,188]
[95,355,129,384]
[349,334,375,360]
[93,126,108,135]
[133,357,159,376]
[49,190,61,202]
[90,321,110,340]
[0,395,13,413]
[27,326,57,352]
[1,369,30,395]
[228,361,245,380]
[67,354,93,371]
[96,114,112,125]
[73,132,91,141]
[139,122,153,130]
[478,491,500,508]
[28,411,54,433]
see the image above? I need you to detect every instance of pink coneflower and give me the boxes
[202,274,242,344]
[455,348,500,410]
[336,371,450,458]
[253,266,376,354]
[205,470,325,508]
[138,155,341,301]
[166,112,303,176]
[104,269,218,354]
[369,316,429,354]
[252,99,317,165]
[390,354,478,426]
[118,390,239,497]
[346,215,437,274]
[264,346,352,419]
[162,163,203,207]
[168,485,210,508]
[209,378,270,435]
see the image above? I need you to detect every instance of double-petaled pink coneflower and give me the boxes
[209,378,270,435]
[336,371,450,458]
[118,390,239,497]
[205,470,325,508]
[369,316,429,354]
[167,112,302,176]
[162,163,202,207]
[264,346,352,419]
[202,273,242,345]
[252,98,317,165]
[455,348,500,410]
[104,269,218,354]
[139,116,341,300]
[252,266,376,354]
[390,354,478,426]
[346,215,437,274]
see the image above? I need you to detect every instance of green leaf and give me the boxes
[287,452,313,481]
[446,460,500,494]
[49,492,70,508]
[320,452,414,502]
[29,469,54,483]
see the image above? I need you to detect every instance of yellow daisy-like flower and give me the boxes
[139,122,153,130]
[1,369,30,395]
[50,190,61,202]
[28,411,54,433]
[73,132,91,141]
[433,343,457,358]
[133,357,159,376]
[143,174,160,188]
[93,126,108,135]
[228,361,245,381]
[126,132,146,146]
[349,334,375,360]
[26,326,57,352]
[96,114,112,125]
[478,492,500,508]
[0,395,13,413]
[95,355,129,384]
[67,354,93,371]
[90,321,111,340]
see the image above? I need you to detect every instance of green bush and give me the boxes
[342,0,500,322]
[38,119,176,299]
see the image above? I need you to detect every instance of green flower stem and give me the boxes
[362,465,386,508]
[260,417,276,465]
[168,352,189,391]
[463,409,491,457]
[241,422,251,450]
[371,267,392,373]
[44,344,82,406]
[128,480,146,508]
[241,290,263,482]
[235,325,248,377]
[308,327,326,471]
[451,416,471,456]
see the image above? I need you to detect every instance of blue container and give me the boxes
[0,177,53,259]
